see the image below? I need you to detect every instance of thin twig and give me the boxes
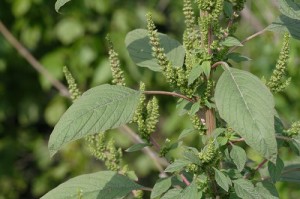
[244,159,268,179]
[180,173,191,186]
[211,61,228,69]
[228,28,266,53]
[0,20,70,97]
[140,187,153,192]
[144,91,195,102]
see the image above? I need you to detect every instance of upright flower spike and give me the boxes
[183,0,196,33]
[106,36,126,86]
[63,66,81,102]
[145,97,159,135]
[267,33,291,93]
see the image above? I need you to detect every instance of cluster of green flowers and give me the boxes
[285,121,300,137]
[190,114,206,135]
[198,139,218,164]
[229,0,246,12]
[86,133,124,171]
[106,36,126,86]
[133,82,159,141]
[63,66,82,101]
[267,33,291,93]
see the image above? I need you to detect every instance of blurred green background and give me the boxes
[0,0,300,198]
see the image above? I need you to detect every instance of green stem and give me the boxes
[143,91,195,102]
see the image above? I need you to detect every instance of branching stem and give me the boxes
[144,91,195,102]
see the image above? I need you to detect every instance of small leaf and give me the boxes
[233,179,261,199]
[202,61,211,78]
[180,181,201,198]
[224,1,234,17]
[48,84,141,157]
[268,157,284,182]
[189,103,201,115]
[221,36,243,47]
[125,29,185,72]
[188,64,203,85]
[55,0,71,13]
[125,143,152,152]
[165,159,191,173]
[41,171,143,199]
[280,164,300,183]
[178,129,196,140]
[227,52,251,63]
[176,99,193,116]
[230,145,247,172]
[214,168,232,192]
[256,181,279,199]
[161,189,181,199]
[215,65,277,162]
[184,148,201,165]
[151,177,172,198]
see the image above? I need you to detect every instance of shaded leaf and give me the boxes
[267,15,300,40]
[215,66,277,162]
[280,164,300,183]
[164,159,191,173]
[151,177,172,198]
[125,29,185,72]
[161,189,181,199]
[125,143,151,152]
[201,61,211,78]
[279,0,300,19]
[55,0,71,13]
[233,179,261,199]
[41,171,143,199]
[180,181,201,198]
[188,64,203,85]
[214,168,232,192]
[48,84,141,157]
[227,52,251,63]
[230,145,247,172]
[268,157,284,182]
[176,99,193,116]
[256,181,279,199]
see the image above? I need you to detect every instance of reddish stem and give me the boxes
[144,91,195,102]
[180,174,191,186]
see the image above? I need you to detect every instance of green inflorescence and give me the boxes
[198,139,218,164]
[133,82,160,141]
[63,66,82,102]
[86,133,124,171]
[106,36,126,86]
[285,121,300,137]
[267,33,291,93]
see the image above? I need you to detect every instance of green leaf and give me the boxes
[55,0,71,13]
[151,177,172,198]
[215,66,277,162]
[188,64,203,85]
[201,61,211,78]
[180,181,201,198]
[164,159,191,173]
[161,189,181,199]
[230,145,247,172]
[279,0,300,20]
[233,179,261,199]
[56,18,84,45]
[227,52,251,63]
[267,15,300,40]
[125,29,185,72]
[41,171,143,199]
[214,168,232,192]
[280,164,300,183]
[125,143,152,152]
[48,84,141,157]
[268,157,284,182]
[178,129,196,140]
[184,148,201,165]
[176,99,193,116]
[224,1,234,17]
[256,181,279,199]
[221,36,243,47]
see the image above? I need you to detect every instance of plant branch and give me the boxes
[228,28,266,53]
[244,159,268,179]
[119,125,168,176]
[0,20,70,97]
[144,91,195,102]
[180,173,190,186]
[211,61,228,69]
[140,187,153,192]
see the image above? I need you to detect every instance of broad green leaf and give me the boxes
[214,168,232,192]
[151,177,172,198]
[233,179,261,199]
[55,0,71,12]
[230,145,247,172]
[184,148,201,165]
[290,135,300,155]
[279,0,300,19]
[256,182,279,199]
[164,159,191,173]
[176,99,193,116]
[267,15,300,40]
[161,189,181,199]
[221,36,243,47]
[180,181,201,198]
[227,52,251,63]
[224,1,233,17]
[215,66,277,162]
[201,61,211,78]
[125,29,185,72]
[268,157,284,182]
[125,143,151,152]
[280,164,300,183]
[188,64,203,85]
[178,129,196,140]
[41,171,143,199]
[48,84,141,157]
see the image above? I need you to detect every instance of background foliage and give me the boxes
[0,0,300,198]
